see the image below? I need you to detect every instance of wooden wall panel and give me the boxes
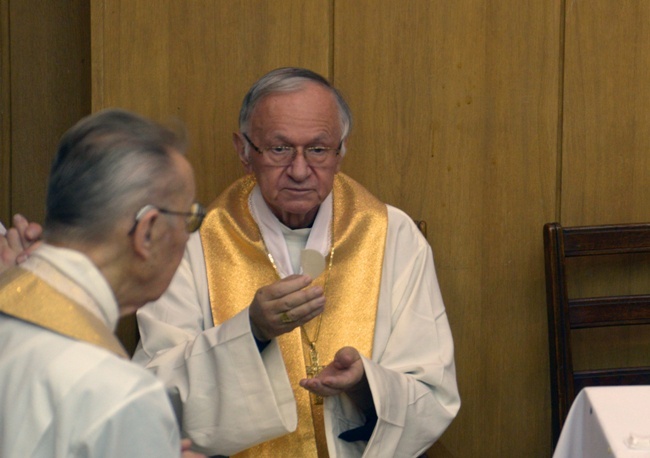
[562,0,650,401]
[8,0,90,223]
[1,0,9,225]
[74,0,649,456]
[563,1,650,225]
[1,0,647,455]
[335,1,560,456]
[91,0,332,364]
[91,0,332,207]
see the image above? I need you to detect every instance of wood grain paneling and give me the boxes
[563,1,650,225]
[562,0,650,413]
[90,1,564,455]
[91,0,332,367]
[9,0,90,223]
[335,1,560,456]
[0,0,627,455]
[1,0,9,224]
[91,0,332,207]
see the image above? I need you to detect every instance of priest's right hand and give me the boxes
[181,439,207,458]
[249,274,325,341]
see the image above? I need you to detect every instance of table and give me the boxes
[553,386,650,457]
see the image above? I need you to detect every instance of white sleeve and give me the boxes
[78,363,181,458]
[326,206,461,458]
[4,333,181,458]
[133,233,297,456]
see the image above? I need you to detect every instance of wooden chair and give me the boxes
[543,222,650,448]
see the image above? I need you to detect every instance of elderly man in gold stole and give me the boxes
[0,109,207,457]
[133,68,461,457]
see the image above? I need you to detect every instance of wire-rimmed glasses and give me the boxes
[129,202,206,234]
[243,133,342,167]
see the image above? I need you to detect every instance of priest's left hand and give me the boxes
[1,214,43,273]
[299,346,373,412]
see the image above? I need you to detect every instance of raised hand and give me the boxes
[1,214,43,273]
[249,274,325,341]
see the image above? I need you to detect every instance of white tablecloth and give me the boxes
[553,386,650,457]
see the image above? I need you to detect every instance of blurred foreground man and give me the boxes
[0,109,206,457]
[134,68,460,457]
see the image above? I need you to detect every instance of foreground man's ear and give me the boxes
[131,209,159,258]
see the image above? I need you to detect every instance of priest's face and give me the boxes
[235,82,344,229]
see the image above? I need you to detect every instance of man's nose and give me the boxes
[285,149,311,179]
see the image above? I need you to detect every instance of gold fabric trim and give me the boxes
[0,267,127,358]
[201,173,388,457]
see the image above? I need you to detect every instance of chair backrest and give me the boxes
[543,222,650,448]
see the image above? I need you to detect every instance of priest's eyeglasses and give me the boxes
[129,202,206,234]
[243,133,342,167]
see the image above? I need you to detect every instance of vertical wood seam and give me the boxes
[0,0,11,222]
[556,0,567,223]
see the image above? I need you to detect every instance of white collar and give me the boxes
[249,185,332,277]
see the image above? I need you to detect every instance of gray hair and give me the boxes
[44,108,186,243]
[238,67,352,157]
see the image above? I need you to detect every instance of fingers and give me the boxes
[0,244,17,274]
[17,240,41,263]
[275,285,325,325]
[180,438,207,458]
[180,439,194,451]
[263,287,325,339]
[255,274,313,301]
[299,346,365,398]
[0,232,18,273]
[0,215,43,273]
[331,346,361,369]
[12,214,43,246]
[300,371,356,398]
[25,222,43,243]
[249,275,326,341]
[300,377,341,397]
[6,227,23,252]
[12,214,29,248]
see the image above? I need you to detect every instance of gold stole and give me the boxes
[0,267,127,358]
[201,173,388,457]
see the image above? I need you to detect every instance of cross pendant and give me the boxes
[306,343,325,404]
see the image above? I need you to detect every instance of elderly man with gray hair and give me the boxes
[0,109,206,457]
[134,67,460,457]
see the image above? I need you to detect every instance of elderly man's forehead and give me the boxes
[250,86,340,125]
[256,82,334,105]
